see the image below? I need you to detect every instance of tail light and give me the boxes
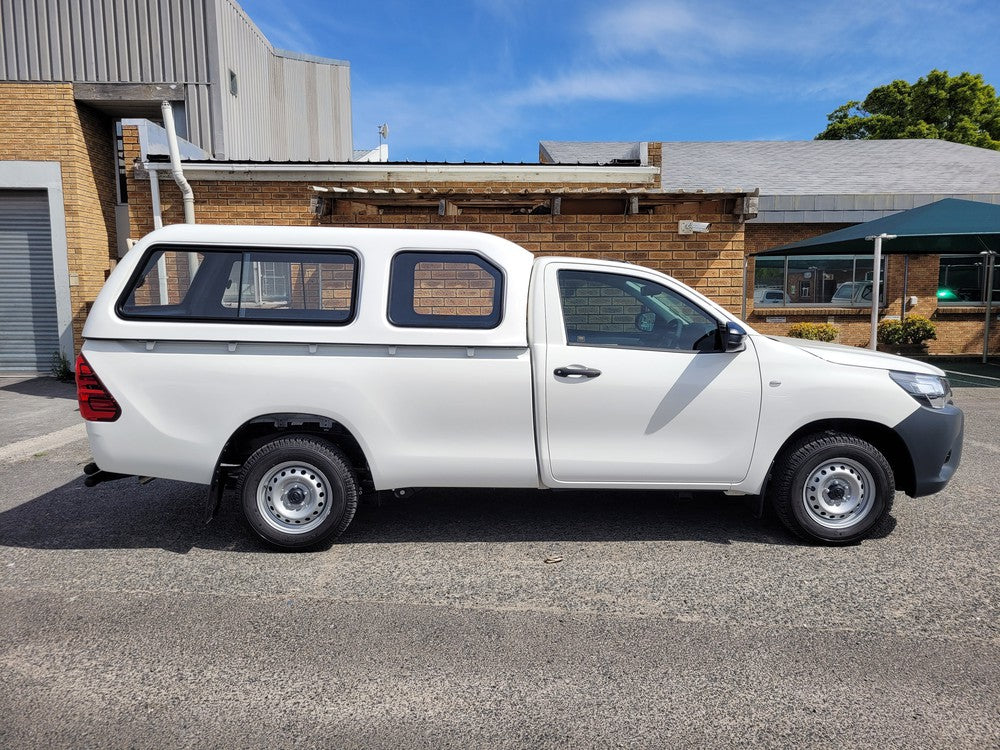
[76,354,121,422]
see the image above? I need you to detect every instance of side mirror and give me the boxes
[636,311,656,333]
[720,321,747,352]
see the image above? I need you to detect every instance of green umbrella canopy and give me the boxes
[754,198,1000,256]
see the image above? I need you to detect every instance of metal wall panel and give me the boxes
[0,190,59,372]
[1,0,217,151]
[1,0,211,83]
[214,0,351,161]
[1,0,351,160]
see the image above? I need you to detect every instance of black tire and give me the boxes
[236,436,358,550]
[767,432,895,545]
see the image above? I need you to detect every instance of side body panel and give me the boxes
[82,226,540,488]
[729,335,921,495]
[531,259,763,489]
[83,340,539,488]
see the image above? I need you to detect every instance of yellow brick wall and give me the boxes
[121,128,994,354]
[0,82,117,351]
[123,129,746,309]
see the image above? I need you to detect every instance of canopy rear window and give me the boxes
[118,246,357,325]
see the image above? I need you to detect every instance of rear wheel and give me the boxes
[237,436,358,550]
[768,432,894,545]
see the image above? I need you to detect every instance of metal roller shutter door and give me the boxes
[0,191,59,373]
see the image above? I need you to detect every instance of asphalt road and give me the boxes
[0,378,997,749]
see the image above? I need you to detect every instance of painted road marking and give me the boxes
[944,369,1000,385]
[0,423,87,463]
[965,438,1000,454]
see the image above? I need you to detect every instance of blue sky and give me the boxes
[239,0,1000,162]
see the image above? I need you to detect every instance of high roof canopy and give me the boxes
[754,198,1000,256]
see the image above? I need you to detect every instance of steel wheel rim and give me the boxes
[801,457,876,529]
[256,460,333,535]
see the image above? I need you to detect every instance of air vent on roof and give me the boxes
[609,158,641,166]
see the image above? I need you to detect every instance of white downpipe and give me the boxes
[161,100,195,224]
[983,250,995,364]
[867,234,895,350]
[148,170,169,304]
[149,169,163,230]
[161,100,198,279]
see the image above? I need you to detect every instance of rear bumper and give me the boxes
[894,403,964,497]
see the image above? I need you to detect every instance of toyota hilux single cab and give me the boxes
[77,225,964,549]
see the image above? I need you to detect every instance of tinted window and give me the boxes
[558,270,721,352]
[938,254,999,304]
[389,251,502,328]
[119,247,357,324]
[229,252,356,322]
[753,254,886,306]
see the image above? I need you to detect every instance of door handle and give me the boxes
[554,366,602,379]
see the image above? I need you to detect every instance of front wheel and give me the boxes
[768,432,895,545]
[236,436,358,550]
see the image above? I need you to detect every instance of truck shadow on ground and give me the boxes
[0,476,895,553]
[0,376,77,400]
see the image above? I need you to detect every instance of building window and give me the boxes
[229,70,238,96]
[753,255,886,307]
[388,251,503,328]
[938,254,1000,304]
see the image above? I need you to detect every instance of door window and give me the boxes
[557,270,721,352]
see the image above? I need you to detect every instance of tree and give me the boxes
[816,70,1000,150]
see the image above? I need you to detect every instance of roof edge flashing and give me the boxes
[141,161,662,184]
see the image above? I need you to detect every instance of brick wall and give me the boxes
[745,223,997,354]
[0,82,117,351]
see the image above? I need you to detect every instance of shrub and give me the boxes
[901,315,936,345]
[877,319,904,346]
[878,316,936,347]
[50,351,73,382]
[787,322,838,342]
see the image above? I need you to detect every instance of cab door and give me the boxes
[535,263,762,487]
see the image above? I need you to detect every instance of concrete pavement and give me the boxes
[0,379,996,748]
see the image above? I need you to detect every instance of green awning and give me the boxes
[754,198,1000,256]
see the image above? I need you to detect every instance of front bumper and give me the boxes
[894,403,964,497]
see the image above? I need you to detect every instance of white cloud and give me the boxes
[327,0,1000,158]
[584,0,971,65]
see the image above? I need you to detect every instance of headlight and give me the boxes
[889,371,952,409]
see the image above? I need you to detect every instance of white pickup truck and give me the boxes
[78,225,963,549]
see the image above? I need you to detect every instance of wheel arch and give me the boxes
[766,418,915,497]
[214,413,375,495]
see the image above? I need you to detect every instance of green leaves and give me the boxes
[788,322,838,342]
[877,316,937,347]
[816,70,1000,150]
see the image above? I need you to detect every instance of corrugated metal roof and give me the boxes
[147,155,624,167]
[310,185,742,196]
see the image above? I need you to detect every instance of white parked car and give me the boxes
[753,287,790,305]
[832,281,874,305]
[77,226,964,548]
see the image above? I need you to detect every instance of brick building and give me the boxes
[542,140,1000,354]
[0,0,354,373]
[3,4,998,372]
[122,130,752,312]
